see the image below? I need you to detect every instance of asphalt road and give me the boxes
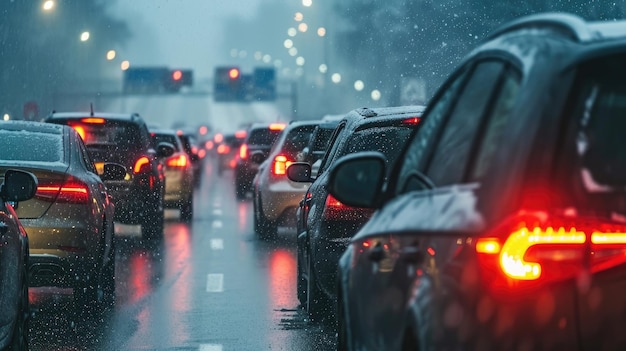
[28,159,337,351]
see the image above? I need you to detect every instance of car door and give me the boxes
[349,59,515,350]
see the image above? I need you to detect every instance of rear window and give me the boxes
[280,125,316,157]
[152,134,180,151]
[574,55,626,190]
[69,121,142,150]
[247,128,282,145]
[338,125,413,169]
[311,128,334,152]
[0,130,63,162]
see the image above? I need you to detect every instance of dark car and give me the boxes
[0,121,125,318]
[234,122,286,199]
[0,169,37,350]
[45,112,173,240]
[287,106,424,320]
[215,132,245,176]
[327,13,626,351]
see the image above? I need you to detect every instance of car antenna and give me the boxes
[90,103,94,117]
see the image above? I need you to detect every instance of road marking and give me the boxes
[210,239,224,250]
[199,345,223,351]
[212,209,222,216]
[212,220,223,228]
[206,274,224,292]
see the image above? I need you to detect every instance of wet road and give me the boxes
[29,159,337,351]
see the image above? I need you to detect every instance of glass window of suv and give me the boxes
[247,127,282,146]
[424,60,506,186]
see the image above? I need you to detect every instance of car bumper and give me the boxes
[163,168,193,206]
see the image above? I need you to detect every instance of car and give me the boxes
[176,130,202,187]
[234,122,286,199]
[287,106,424,320]
[297,118,342,177]
[0,121,126,317]
[252,120,320,239]
[0,169,37,350]
[326,13,626,351]
[45,111,173,240]
[215,132,245,176]
[151,129,195,221]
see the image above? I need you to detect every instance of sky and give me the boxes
[110,0,262,79]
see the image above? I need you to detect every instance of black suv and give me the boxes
[46,112,172,239]
[287,106,424,320]
[327,13,626,350]
[234,122,285,199]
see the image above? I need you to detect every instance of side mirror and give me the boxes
[1,169,37,202]
[156,142,175,158]
[100,163,127,181]
[250,151,266,165]
[327,152,386,209]
[287,162,313,183]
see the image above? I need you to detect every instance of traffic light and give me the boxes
[123,67,192,93]
[165,69,193,92]
[214,66,241,102]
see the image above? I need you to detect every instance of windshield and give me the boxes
[4,2,624,351]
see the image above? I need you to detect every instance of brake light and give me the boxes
[475,212,626,289]
[323,193,374,221]
[402,117,421,124]
[205,140,214,150]
[134,156,151,173]
[81,117,105,124]
[239,144,248,159]
[167,154,188,168]
[272,155,292,175]
[36,178,89,204]
[198,149,206,159]
[72,125,86,140]
[214,133,224,143]
[269,123,286,131]
[217,144,230,154]
[235,130,247,138]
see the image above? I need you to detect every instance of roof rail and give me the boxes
[486,13,592,42]
[357,108,377,118]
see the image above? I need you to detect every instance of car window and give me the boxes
[248,128,282,145]
[394,68,468,194]
[152,133,181,152]
[281,125,316,158]
[0,129,63,163]
[318,122,347,175]
[338,125,414,172]
[71,121,143,150]
[425,60,506,186]
[469,67,522,181]
[76,134,98,174]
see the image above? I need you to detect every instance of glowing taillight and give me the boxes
[217,144,230,154]
[205,140,214,150]
[402,117,421,124]
[323,193,374,221]
[269,123,286,131]
[272,155,292,175]
[134,156,151,173]
[239,144,248,159]
[72,126,86,140]
[36,178,90,204]
[198,149,206,159]
[235,130,247,138]
[214,133,224,143]
[167,154,188,167]
[81,117,105,124]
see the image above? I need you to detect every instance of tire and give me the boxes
[337,293,349,351]
[306,254,327,322]
[8,272,29,351]
[297,246,307,307]
[180,194,193,222]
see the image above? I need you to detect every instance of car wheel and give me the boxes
[8,271,29,351]
[306,254,327,322]
[180,195,193,222]
[297,245,307,307]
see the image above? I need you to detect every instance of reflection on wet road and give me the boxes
[28,160,336,351]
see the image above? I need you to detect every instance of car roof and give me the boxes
[46,111,145,123]
[0,120,65,135]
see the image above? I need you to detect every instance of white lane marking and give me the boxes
[206,274,224,292]
[212,209,222,216]
[212,220,223,228]
[210,239,224,250]
[199,345,223,351]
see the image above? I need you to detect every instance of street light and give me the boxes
[3,114,10,121]
[120,60,130,70]
[80,31,90,42]
[354,80,365,91]
[42,0,54,11]
[302,0,312,7]
[371,90,381,101]
[106,50,116,61]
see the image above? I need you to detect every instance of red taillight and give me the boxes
[217,144,230,154]
[205,140,214,150]
[81,117,105,124]
[272,155,292,175]
[72,125,86,140]
[476,212,626,288]
[167,154,188,168]
[214,133,224,143]
[269,123,286,131]
[36,178,89,204]
[235,130,247,139]
[402,117,421,124]
[134,156,151,174]
[239,144,248,159]
[323,193,374,221]
[198,149,206,159]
